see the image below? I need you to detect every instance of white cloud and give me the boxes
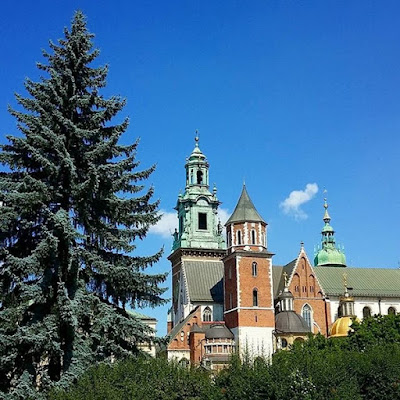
[149,210,177,238]
[217,208,230,225]
[280,183,319,220]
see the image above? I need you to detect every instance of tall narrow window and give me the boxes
[203,307,212,322]
[237,230,242,245]
[252,262,257,277]
[228,265,232,280]
[251,230,256,244]
[198,213,207,230]
[363,306,371,319]
[388,307,396,315]
[229,293,233,309]
[227,231,231,246]
[253,289,258,307]
[197,170,203,184]
[302,304,312,329]
[179,216,183,234]
[190,169,194,184]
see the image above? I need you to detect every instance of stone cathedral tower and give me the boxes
[223,185,275,356]
[168,136,225,328]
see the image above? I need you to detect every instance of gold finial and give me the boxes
[323,189,328,209]
[342,272,349,297]
[283,272,289,287]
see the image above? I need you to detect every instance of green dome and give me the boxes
[322,224,334,233]
[314,247,346,267]
[314,198,346,267]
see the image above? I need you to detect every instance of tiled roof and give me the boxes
[272,260,297,298]
[314,266,400,297]
[184,260,224,302]
[167,306,200,343]
[226,185,265,224]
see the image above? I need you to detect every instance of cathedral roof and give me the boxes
[275,311,310,334]
[205,324,234,339]
[226,185,265,225]
[315,267,400,298]
[272,260,297,298]
[329,316,355,337]
[167,306,200,343]
[184,260,224,302]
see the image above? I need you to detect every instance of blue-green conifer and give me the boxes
[0,11,166,398]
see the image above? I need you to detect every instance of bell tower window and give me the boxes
[197,170,203,184]
[198,213,207,230]
[251,230,256,244]
[179,216,183,234]
[253,289,258,307]
[237,230,242,245]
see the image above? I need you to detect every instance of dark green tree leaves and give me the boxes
[0,11,166,398]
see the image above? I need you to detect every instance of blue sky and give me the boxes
[1,1,399,335]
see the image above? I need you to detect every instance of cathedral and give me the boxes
[166,136,400,369]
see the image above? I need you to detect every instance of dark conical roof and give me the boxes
[226,185,265,225]
[275,311,310,334]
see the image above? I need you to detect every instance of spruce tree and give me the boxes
[0,11,166,398]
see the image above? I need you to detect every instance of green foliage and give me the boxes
[49,356,218,400]
[215,355,274,400]
[348,313,400,350]
[49,331,400,400]
[0,11,166,398]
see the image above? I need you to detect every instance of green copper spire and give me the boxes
[172,134,225,251]
[314,198,346,267]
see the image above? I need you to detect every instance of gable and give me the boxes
[287,250,325,299]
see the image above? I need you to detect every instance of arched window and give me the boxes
[302,304,312,329]
[252,262,257,277]
[190,169,194,184]
[363,306,371,319]
[237,230,242,245]
[203,306,212,322]
[281,338,288,349]
[251,230,256,244]
[227,231,231,247]
[388,307,396,315]
[253,289,258,307]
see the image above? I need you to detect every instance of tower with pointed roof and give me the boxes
[314,198,346,267]
[223,185,275,357]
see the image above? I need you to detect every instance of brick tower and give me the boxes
[223,185,275,357]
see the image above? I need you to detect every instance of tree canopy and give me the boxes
[0,11,166,398]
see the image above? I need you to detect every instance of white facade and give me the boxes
[232,326,275,359]
[329,297,400,322]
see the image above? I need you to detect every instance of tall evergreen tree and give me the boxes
[0,11,166,398]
